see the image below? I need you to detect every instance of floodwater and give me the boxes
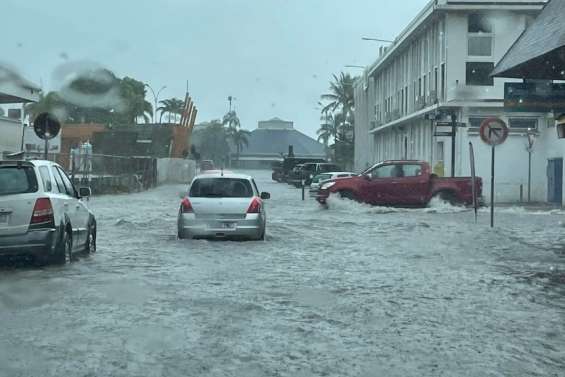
[1,170,564,377]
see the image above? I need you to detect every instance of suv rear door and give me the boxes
[0,163,40,236]
[53,166,90,247]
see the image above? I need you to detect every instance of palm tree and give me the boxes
[119,77,153,124]
[228,127,250,165]
[222,110,240,129]
[320,72,356,121]
[317,111,337,146]
[157,98,185,123]
[24,91,65,121]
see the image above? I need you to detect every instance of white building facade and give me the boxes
[354,0,565,204]
[0,68,40,156]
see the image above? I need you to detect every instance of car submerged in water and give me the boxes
[177,172,270,240]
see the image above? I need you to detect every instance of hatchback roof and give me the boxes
[193,172,253,180]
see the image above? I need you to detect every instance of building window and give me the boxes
[468,36,492,56]
[466,62,494,86]
[469,116,490,129]
[468,14,493,57]
[468,14,492,33]
[440,64,445,100]
[509,118,538,130]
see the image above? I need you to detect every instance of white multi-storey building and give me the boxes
[0,68,40,156]
[354,0,561,203]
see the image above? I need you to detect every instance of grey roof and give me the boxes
[492,0,565,79]
[240,128,325,158]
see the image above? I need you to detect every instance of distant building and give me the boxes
[235,117,326,169]
[0,68,40,156]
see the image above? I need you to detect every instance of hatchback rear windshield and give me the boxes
[189,178,254,198]
[0,166,38,196]
[320,165,340,172]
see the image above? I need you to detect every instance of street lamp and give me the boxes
[361,37,394,43]
[526,127,538,202]
[344,65,365,69]
[144,84,167,123]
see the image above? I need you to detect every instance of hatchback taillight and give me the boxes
[247,197,262,214]
[180,197,193,213]
[30,198,55,228]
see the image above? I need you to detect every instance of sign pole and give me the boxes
[469,142,477,223]
[490,145,495,228]
[44,139,49,160]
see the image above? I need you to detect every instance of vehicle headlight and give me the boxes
[320,181,335,190]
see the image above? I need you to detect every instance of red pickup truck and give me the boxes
[316,160,482,207]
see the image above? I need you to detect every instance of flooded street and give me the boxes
[1,170,565,377]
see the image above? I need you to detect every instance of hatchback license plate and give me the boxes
[222,222,236,229]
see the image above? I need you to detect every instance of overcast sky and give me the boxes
[2,0,428,137]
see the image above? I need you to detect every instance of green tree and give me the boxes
[24,91,66,121]
[197,120,231,166]
[228,127,250,165]
[118,77,153,124]
[222,110,240,129]
[157,98,185,123]
[320,72,356,121]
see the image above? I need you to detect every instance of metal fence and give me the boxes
[23,152,158,194]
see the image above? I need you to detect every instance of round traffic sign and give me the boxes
[33,112,61,140]
[479,117,508,146]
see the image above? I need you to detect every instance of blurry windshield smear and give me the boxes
[1,0,565,376]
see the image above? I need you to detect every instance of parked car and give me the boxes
[287,163,343,187]
[309,172,356,197]
[177,172,270,240]
[199,160,215,171]
[316,160,482,207]
[0,159,96,265]
[272,157,326,183]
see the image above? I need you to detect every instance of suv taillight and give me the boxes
[247,197,262,214]
[30,198,55,228]
[180,197,193,213]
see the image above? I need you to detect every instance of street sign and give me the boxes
[479,117,508,146]
[32,113,61,160]
[478,117,508,228]
[33,113,61,140]
[434,131,454,137]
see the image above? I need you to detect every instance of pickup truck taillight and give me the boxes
[30,198,55,229]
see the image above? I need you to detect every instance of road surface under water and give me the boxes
[1,170,564,377]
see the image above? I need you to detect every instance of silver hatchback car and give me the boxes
[177,173,270,240]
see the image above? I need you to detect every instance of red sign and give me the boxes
[479,117,508,146]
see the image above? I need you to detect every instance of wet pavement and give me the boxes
[1,170,565,377]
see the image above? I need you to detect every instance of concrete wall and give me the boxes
[157,158,196,185]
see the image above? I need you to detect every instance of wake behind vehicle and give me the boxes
[316,160,482,207]
[309,171,356,197]
[177,172,270,240]
[0,160,96,265]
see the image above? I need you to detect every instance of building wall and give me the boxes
[355,4,551,203]
[0,117,23,155]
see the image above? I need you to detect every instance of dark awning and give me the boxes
[492,0,565,80]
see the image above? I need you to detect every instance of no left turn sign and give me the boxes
[479,117,509,146]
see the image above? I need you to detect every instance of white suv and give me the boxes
[0,159,96,265]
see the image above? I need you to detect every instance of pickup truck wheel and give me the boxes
[432,191,457,206]
[339,190,355,201]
